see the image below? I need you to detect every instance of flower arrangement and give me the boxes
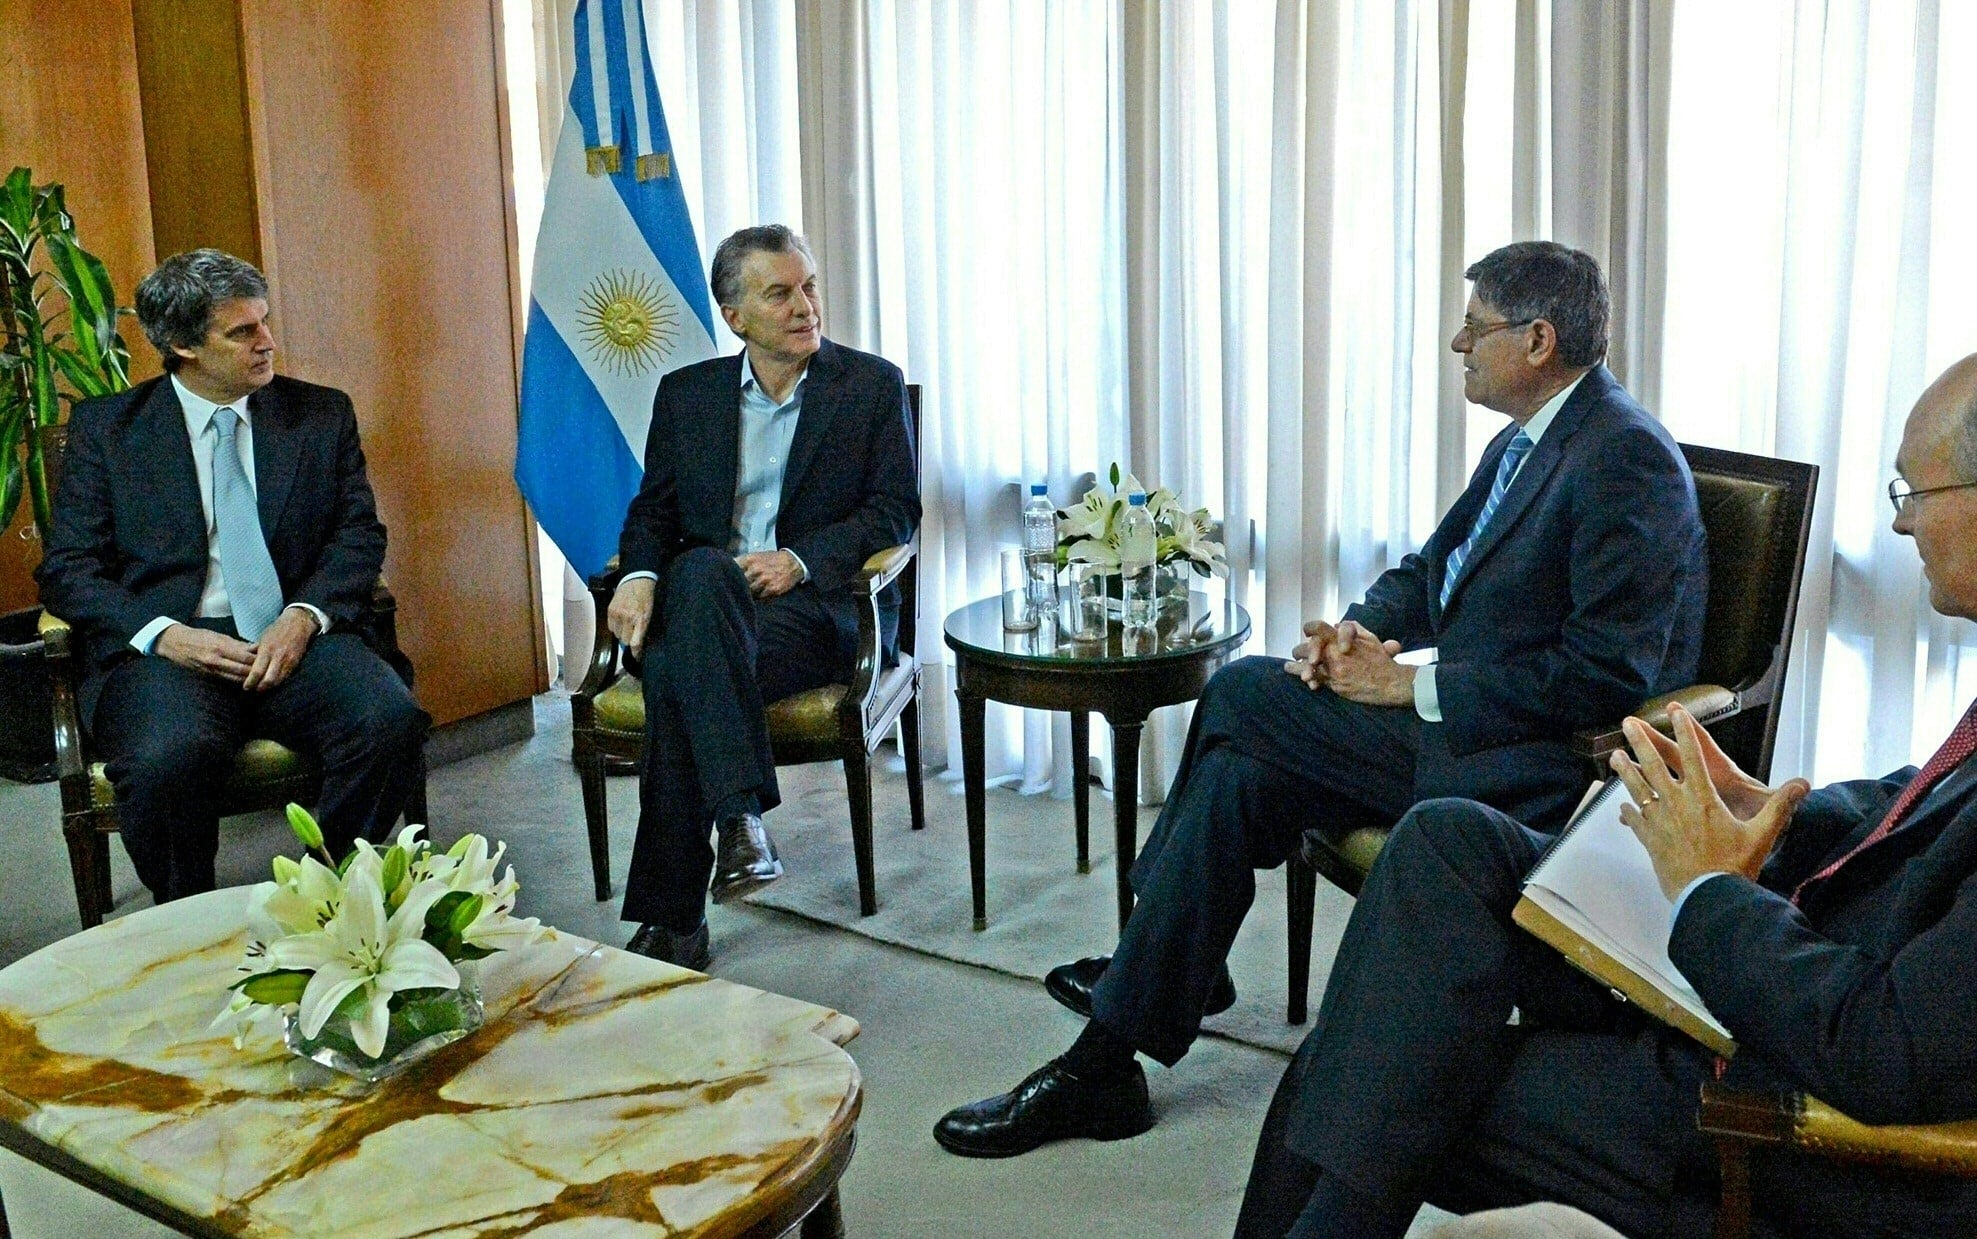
[1056,464,1229,578]
[216,804,545,1065]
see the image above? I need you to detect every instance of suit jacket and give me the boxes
[36,374,388,726]
[1676,753,1977,1127]
[617,337,920,655]
[1343,365,1708,807]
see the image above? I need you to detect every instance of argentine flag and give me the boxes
[516,0,718,580]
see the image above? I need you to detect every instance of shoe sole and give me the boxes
[709,865,785,905]
[932,1109,1156,1158]
[1043,969,1236,1020]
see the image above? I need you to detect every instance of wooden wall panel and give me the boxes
[129,0,261,265]
[233,0,546,724]
[0,0,159,613]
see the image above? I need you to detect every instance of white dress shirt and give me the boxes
[130,376,327,653]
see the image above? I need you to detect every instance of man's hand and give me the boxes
[608,576,657,655]
[1611,706,1811,899]
[1621,703,1776,820]
[242,607,318,691]
[1319,620,1414,706]
[1285,620,1346,689]
[737,550,803,600]
[153,624,256,684]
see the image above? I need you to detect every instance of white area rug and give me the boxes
[741,752,1360,1057]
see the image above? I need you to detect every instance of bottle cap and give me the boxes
[1129,492,1147,505]
[1031,483,1048,495]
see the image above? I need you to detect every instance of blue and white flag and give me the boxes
[516,0,718,580]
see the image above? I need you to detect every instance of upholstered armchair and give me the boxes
[1284,445,1820,1022]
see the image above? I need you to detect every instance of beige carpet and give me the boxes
[740,748,1361,1057]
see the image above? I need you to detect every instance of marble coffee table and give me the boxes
[0,887,860,1237]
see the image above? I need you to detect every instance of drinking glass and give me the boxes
[1001,547,1037,630]
[1064,562,1108,642]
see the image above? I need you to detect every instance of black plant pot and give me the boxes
[0,605,57,783]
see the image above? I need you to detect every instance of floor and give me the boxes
[0,693,1455,1237]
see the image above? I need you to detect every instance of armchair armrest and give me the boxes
[587,556,629,604]
[36,607,71,653]
[575,556,628,702]
[1699,1083,1977,1176]
[1569,683,1739,765]
[857,538,918,597]
[30,606,86,784]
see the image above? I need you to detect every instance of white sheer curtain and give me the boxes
[798,1,1127,792]
[1659,0,1977,783]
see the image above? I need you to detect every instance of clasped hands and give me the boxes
[607,550,803,656]
[1283,619,1415,707]
[154,606,318,691]
[1609,703,1812,900]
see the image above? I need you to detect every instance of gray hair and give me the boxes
[1464,241,1609,368]
[708,225,814,308]
[135,249,269,371]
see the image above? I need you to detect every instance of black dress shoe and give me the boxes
[1044,955,1237,1020]
[625,921,710,971]
[933,1058,1155,1157]
[710,813,784,903]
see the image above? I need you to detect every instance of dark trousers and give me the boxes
[621,548,850,931]
[1090,656,1584,1067]
[91,627,428,902]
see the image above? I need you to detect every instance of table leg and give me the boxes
[1107,713,1146,931]
[1070,708,1091,874]
[959,689,989,931]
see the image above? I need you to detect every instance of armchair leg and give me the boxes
[901,692,926,832]
[573,734,614,902]
[844,746,878,917]
[61,816,104,929]
[1286,854,1316,1025]
[1713,1138,1752,1239]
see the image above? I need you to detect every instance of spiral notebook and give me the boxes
[1513,780,1737,1057]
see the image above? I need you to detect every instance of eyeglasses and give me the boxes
[1887,477,1977,516]
[1455,318,1533,345]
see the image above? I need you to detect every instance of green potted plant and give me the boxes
[0,167,133,782]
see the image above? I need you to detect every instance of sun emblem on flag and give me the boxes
[575,269,679,375]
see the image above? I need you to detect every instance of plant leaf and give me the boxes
[235,969,311,1005]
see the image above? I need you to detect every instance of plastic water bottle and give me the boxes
[1022,484,1057,614]
[1119,492,1157,652]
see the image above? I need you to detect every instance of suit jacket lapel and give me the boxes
[1438,368,1613,613]
[779,339,842,512]
[132,379,206,549]
[248,384,302,538]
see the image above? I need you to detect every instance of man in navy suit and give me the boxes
[1236,355,1977,1237]
[37,249,427,904]
[607,225,918,970]
[936,242,1709,1156]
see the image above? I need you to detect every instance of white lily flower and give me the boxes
[269,869,459,1059]
[254,855,345,937]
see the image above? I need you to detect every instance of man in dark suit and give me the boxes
[607,225,918,970]
[36,248,427,904]
[1236,354,1977,1237]
[935,242,1709,1156]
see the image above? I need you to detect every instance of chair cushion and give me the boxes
[1333,827,1390,877]
[87,739,317,821]
[591,673,850,747]
[593,675,647,736]
[765,685,849,743]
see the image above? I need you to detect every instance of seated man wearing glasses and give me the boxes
[935,241,1710,1157]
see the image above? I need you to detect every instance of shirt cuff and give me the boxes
[132,616,177,655]
[621,570,658,584]
[287,603,330,634]
[1669,872,1730,932]
[1412,663,1442,722]
[783,549,809,582]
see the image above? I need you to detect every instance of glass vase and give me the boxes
[282,972,484,1084]
[1155,562,1192,612]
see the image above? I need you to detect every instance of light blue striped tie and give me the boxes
[1440,429,1533,608]
[211,408,284,641]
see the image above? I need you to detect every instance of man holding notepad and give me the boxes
[1237,355,1977,1237]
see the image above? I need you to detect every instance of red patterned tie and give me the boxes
[1792,699,1977,905]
